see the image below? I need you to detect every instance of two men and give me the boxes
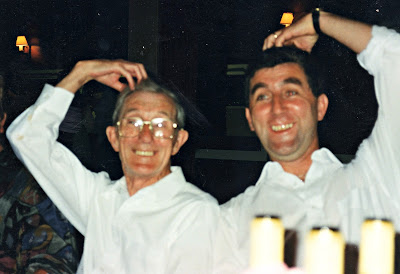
[216,10,400,272]
[6,9,400,274]
[7,60,219,273]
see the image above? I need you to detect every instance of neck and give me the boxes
[124,168,171,196]
[280,159,312,181]
[272,148,317,182]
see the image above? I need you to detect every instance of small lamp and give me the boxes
[280,12,294,27]
[16,36,28,51]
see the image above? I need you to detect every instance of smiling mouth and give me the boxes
[271,123,293,132]
[135,150,154,156]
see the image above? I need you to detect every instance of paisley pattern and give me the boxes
[0,149,80,273]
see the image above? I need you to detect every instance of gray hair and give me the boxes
[112,78,185,128]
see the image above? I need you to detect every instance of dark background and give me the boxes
[1,0,399,203]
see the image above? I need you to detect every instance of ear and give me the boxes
[245,107,255,131]
[0,113,7,134]
[106,126,120,152]
[171,129,189,156]
[317,94,329,121]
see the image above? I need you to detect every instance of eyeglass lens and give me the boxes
[119,117,176,138]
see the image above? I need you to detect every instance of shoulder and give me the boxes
[177,183,219,211]
[170,166,218,204]
[222,183,258,211]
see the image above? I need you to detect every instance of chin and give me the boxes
[268,148,303,162]
[124,164,156,176]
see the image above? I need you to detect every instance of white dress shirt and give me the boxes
[214,25,400,273]
[7,85,220,274]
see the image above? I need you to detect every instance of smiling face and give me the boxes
[245,63,328,163]
[106,91,188,184]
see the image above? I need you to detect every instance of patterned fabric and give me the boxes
[0,149,80,274]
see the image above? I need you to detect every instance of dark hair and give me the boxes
[245,46,323,105]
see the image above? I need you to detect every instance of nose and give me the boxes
[138,124,153,142]
[271,96,284,114]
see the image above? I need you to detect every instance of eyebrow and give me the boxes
[123,109,172,118]
[250,83,267,95]
[282,77,303,86]
[250,77,303,95]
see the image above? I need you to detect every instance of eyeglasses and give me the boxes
[116,117,179,139]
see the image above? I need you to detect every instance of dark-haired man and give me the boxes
[7,60,219,273]
[215,11,400,272]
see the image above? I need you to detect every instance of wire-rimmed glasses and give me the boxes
[116,117,179,139]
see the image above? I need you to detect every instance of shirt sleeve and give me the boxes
[6,84,111,235]
[353,26,400,202]
[166,200,220,274]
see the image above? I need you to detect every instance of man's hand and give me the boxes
[56,59,148,94]
[262,13,319,53]
[263,11,372,54]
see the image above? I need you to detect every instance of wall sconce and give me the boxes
[280,12,294,27]
[16,36,29,52]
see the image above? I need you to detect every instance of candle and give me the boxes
[250,215,284,267]
[305,227,345,274]
[358,218,394,274]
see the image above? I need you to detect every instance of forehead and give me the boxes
[121,91,176,118]
[250,63,308,88]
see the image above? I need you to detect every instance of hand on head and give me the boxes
[81,59,148,91]
[262,13,319,53]
[57,59,148,94]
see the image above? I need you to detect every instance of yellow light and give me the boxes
[16,36,28,51]
[280,12,294,27]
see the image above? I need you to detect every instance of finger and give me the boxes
[263,29,284,50]
[125,73,136,91]
[133,64,145,83]
[262,37,270,51]
[262,37,269,51]
[263,35,276,51]
[275,31,293,47]
[282,38,296,47]
[130,65,144,83]
[119,68,136,90]
[122,63,144,85]
[137,63,148,79]
[113,81,128,93]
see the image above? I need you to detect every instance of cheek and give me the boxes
[156,141,175,157]
[251,103,271,120]
[288,99,313,115]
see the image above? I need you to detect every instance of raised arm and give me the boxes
[263,11,372,54]
[6,59,147,234]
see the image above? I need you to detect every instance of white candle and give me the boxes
[249,215,284,267]
[305,227,345,274]
[358,219,394,274]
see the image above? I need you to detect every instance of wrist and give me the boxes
[312,8,321,35]
[56,61,90,93]
[72,61,93,86]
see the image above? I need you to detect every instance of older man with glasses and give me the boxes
[7,59,219,273]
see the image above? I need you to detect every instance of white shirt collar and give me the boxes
[257,148,343,188]
[108,166,187,204]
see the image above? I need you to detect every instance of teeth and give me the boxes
[136,151,154,156]
[272,123,293,132]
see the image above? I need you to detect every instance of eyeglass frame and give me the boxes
[116,117,180,139]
